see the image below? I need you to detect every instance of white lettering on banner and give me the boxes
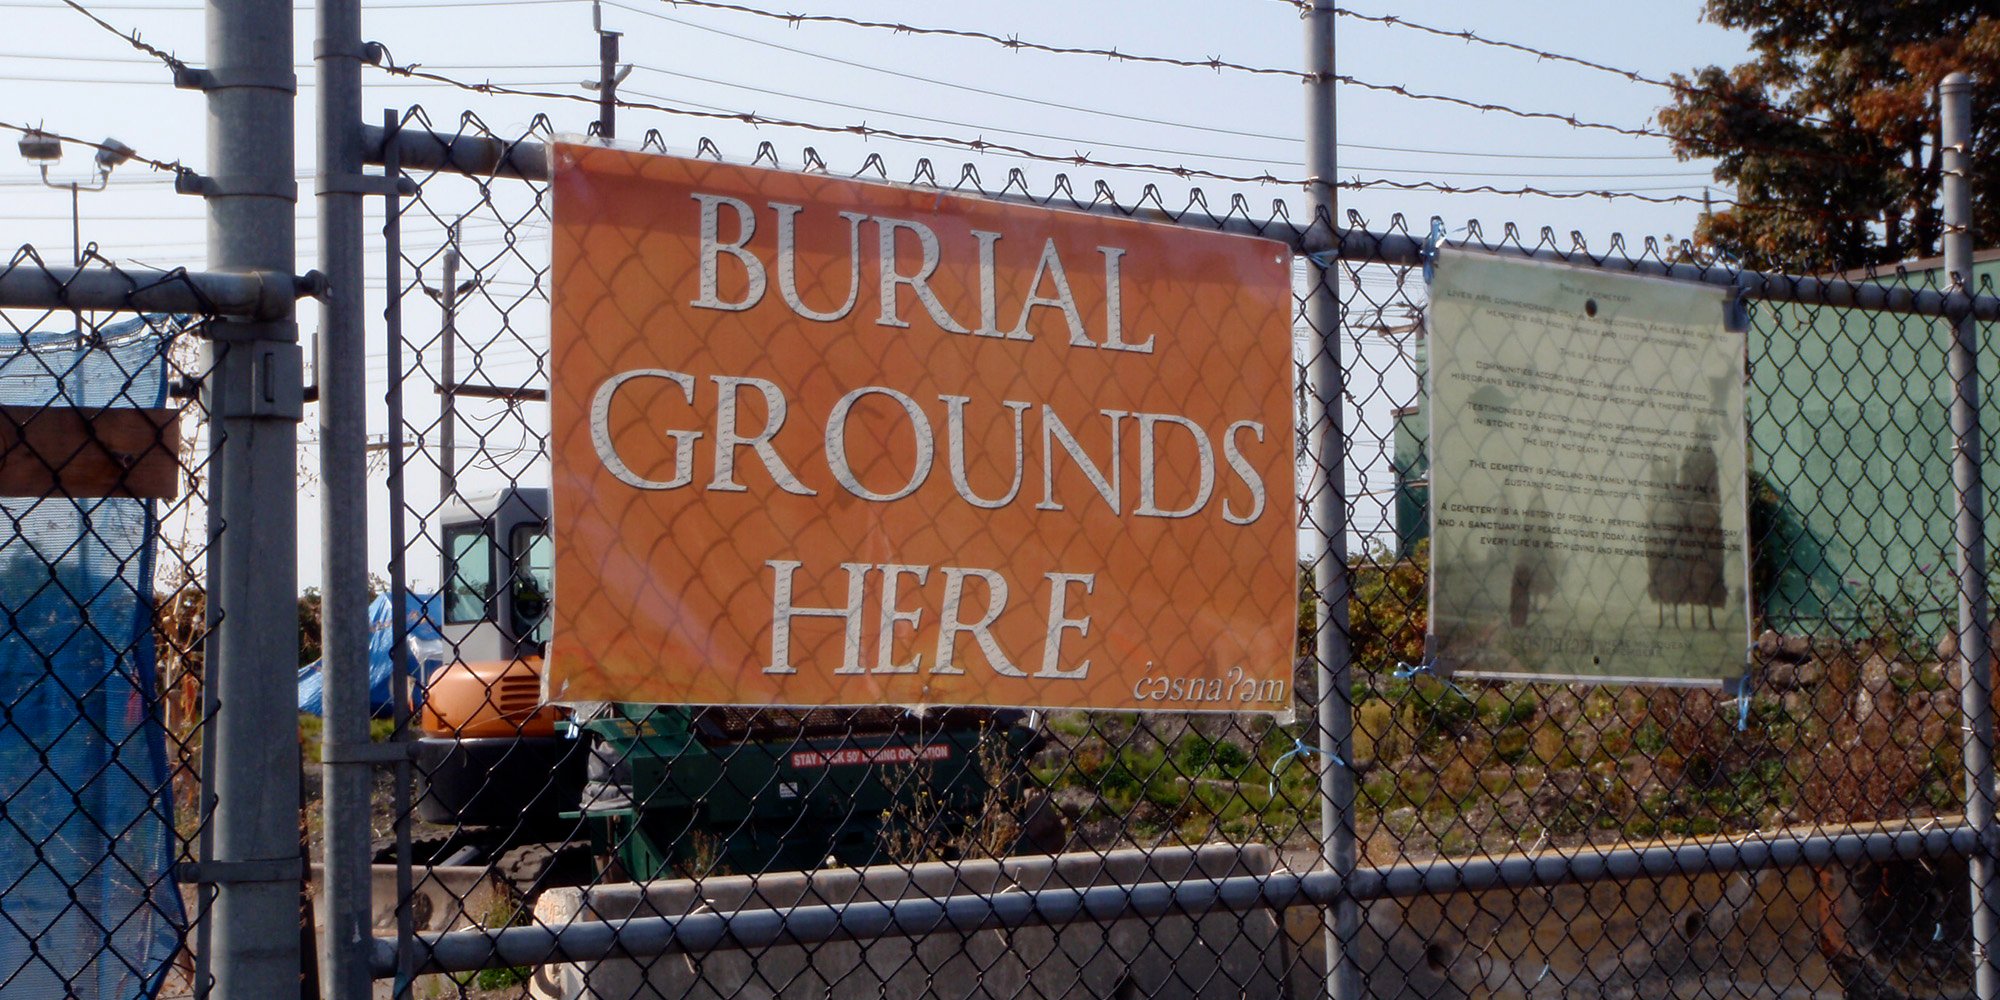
[688,196,1156,352]
[790,744,952,769]
[590,369,698,490]
[762,559,1097,680]
[690,194,766,311]
[772,202,866,322]
[587,369,1269,524]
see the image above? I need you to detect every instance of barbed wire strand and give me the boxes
[368,55,1731,205]
[652,0,1669,140]
[1326,5,1835,130]
[53,0,187,73]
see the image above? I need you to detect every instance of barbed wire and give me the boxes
[623,69,1715,181]
[370,55,1730,204]
[662,0,1305,78]
[650,0,1668,140]
[1347,176,1733,206]
[1328,5,1835,130]
[372,55,1310,185]
[53,0,187,74]
[0,119,193,181]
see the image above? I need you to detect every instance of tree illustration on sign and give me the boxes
[1509,486,1558,626]
[1647,437,1728,629]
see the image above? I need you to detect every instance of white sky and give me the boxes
[0,0,1756,589]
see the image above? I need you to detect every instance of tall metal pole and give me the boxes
[440,236,460,502]
[1303,3,1359,998]
[316,0,374,987]
[70,182,80,267]
[597,28,621,139]
[1944,70,2000,1000]
[203,0,302,991]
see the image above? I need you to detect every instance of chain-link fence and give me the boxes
[313,105,2000,1000]
[0,251,222,999]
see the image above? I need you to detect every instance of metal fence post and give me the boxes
[315,0,374,991]
[1303,2,1360,998]
[1944,69,2000,1000]
[202,0,302,992]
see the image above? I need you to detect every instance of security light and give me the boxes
[17,130,61,164]
[93,138,134,172]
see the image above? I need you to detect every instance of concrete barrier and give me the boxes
[529,844,1288,1000]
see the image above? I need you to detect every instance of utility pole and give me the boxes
[1942,70,2000,1000]
[204,0,303,992]
[426,228,478,503]
[584,0,631,139]
[1302,2,1359,999]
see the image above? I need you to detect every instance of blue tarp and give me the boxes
[0,315,185,1000]
[296,591,444,716]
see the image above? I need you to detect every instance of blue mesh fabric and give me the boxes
[0,315,184,1000]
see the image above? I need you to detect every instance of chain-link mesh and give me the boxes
[0,248,218,1000]
[364,112,1998,1000]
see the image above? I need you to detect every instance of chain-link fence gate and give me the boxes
[13,1,2000,999]
[0,248,294,999]
[294,62,2000,998]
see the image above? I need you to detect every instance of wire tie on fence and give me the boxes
[1935,921,1945,942]
[1533,963,1550,986]
[1420,218,1447,283]
[1736,671,1753,732]
[1393,659,1470,700]
[1268,737,1344,796]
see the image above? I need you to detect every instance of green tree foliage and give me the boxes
[1660,0,2000,272]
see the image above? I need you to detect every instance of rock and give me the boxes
[1764,657,1825,690]
[1860,655,1893,692]
[1756,629,1814,664]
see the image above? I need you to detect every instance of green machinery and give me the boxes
[429,487,1036,878]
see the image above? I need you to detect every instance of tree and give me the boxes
[1659,1,2000,273]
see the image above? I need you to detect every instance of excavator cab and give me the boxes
[416,487,585,828]
[416,486,1047,875]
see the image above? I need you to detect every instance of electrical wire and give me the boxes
[0,119,192,182]
[370,59,1730,203]
[52,0,186,73]
[610,2,1680,162]
[637,0,1668,140]
[623,63,1720,182]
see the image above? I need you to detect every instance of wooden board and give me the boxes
[0,405,182,500]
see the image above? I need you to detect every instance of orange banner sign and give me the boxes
[547,142,1296,712]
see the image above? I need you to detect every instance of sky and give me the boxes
[0,0,1759,588]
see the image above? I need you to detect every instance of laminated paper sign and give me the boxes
[547,143,1296,711]
[1426,250,1749,683]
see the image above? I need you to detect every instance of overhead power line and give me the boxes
[624,65,1717,181]
[368,55,1732,205]
[649,0,1668,139]
[0,119,191,181]
[1328,5,1833,129]
[608,3,1684,161]
[52,0,187,72]
[660,0,1305,79]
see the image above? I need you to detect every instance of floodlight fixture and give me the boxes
[17,130,61,164]
[93,138,134,173]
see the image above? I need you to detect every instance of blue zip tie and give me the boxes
[1935,922,1945,942]
[1736,673,1753,732]
[1268,738,1346,797]
[1533,963,1550,986]
[1420,218,1447,283]
[1394,659,1470,700]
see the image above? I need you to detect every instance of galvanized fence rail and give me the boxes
[296,77,2000,995]
[9,0,2000,998]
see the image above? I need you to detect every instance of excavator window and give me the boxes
[509,523,552,647]
[444,524,494,625]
